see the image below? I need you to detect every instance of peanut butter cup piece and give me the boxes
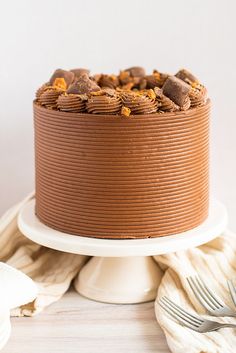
[98,74,119,89]
[175,69,199,85]
[49,69,75,88]
[119,67,145,88]
[145,71,169,88]
[162,76,191,107]
[154,87,179,112]
[70,68,90,77]
[67,74,101,95]
[125,66,145,77]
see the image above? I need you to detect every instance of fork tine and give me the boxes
[187,277,215,311]
[196,276,224,308]
[159,300,197,330]
[159,299,199,330]
[162,296,203,324]
[227,280,236,306]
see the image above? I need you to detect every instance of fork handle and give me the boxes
[215,323,236,330]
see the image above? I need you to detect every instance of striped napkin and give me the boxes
[154,232,236,353]
[0,194,236,353]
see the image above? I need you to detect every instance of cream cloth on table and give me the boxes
[0,195,236,353]
[154,232,236,353]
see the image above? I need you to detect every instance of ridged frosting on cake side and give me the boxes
[34,101,210,239]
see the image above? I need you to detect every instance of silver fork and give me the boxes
[159,296,236,332]
[187,275,236,317]
[227,279,236,307]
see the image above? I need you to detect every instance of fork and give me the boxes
[186,275,236,317]
[227,279,236,307]
[158,296,236,332]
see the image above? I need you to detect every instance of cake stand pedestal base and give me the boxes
[75,256,161,304]
[18,199,228,304]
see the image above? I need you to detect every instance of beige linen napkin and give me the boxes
[154,232,236,353]
[1,195,236,353]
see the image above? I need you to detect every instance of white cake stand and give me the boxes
[18,199,228,304]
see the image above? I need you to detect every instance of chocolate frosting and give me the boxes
[36,83,49,99]
[181,96,191,111]
[121,90,158,114]
[189,85,207,107]
[57,94,86,113]
[34,101,210,238]
[86,90,121,114]
[38,88,63,108]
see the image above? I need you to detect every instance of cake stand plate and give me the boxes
[18,199,228,304]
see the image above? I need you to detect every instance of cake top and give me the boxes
[35,67,208,116]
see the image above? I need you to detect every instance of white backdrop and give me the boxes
[1,0,236,230]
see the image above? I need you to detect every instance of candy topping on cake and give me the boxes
[35,67,208,115]
[49,69,75,88]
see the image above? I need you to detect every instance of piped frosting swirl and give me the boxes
[189,84,208,107]
[121,89,158,114]
[36,83,49,99]
[57,93,86,112]
[86,89,122,114]
[38,87,64,108]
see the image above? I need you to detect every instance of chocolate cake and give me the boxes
[34,67,210,239]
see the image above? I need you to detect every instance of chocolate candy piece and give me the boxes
[49,69,75,87]
[70,68,90,77]
[98,74,119,89]
[125,66,146,77]
[67,74,101,94]
[175,69,198,85]
[162,76,191,107]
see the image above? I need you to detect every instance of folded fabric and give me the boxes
[0,194,236,353]
[154,232,236,353]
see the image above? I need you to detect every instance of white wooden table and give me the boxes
[2,289,170,353]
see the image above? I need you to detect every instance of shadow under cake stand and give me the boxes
[18,199,228,304]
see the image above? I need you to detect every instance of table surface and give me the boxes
[2,289,170,353]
